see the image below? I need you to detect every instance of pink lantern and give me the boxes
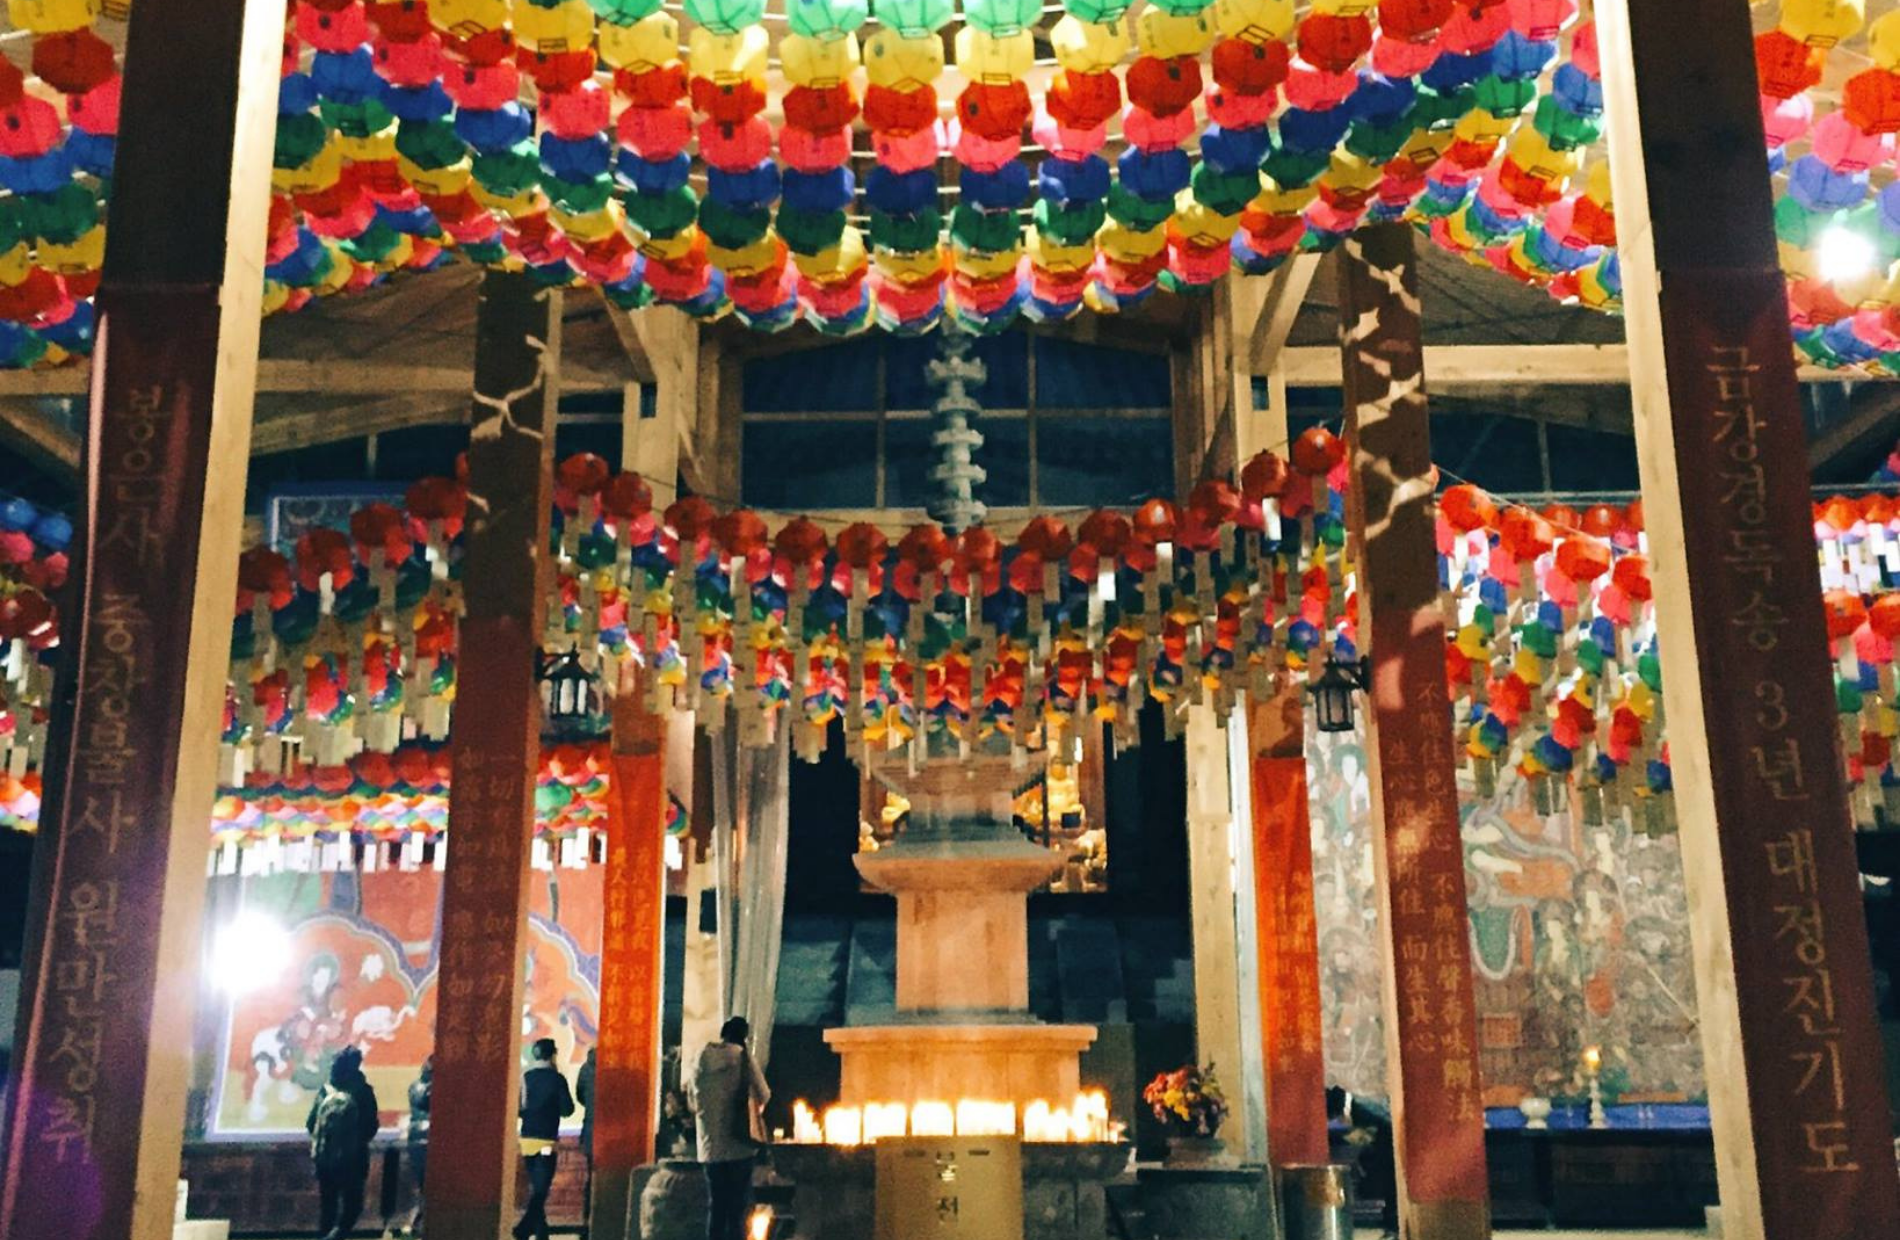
[1811,110,1892,173]
[1760,91,1814,147]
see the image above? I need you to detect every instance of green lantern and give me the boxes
[949,203,1020,253]
[463,239,510,265]
[605,280,656,310]
[1472,75,1537,119]
[20,183,97,246]
[869,206,942,252]
[684,0,767,33]
[1259,145,1330,192]
[472,141,543,198]
[1147,0,1212,14]
[873,0,954,36]
[548,171,616,214]
[587,0,664,21]
[1033,197,1106,247]
[1412,84,1476,131]
[395,118,466,171]
[625,186,700,237]
[342,221,404,265]
[1061,0,1129,21]
[698,197,772,250]
[1191,164,1260,216]
[1344,118,1413,165]
[963,0,1040,35]
[1107,183,1173,230]
[779,205,849,255]
[1530,96,1601,152]
[275,112,329,169]
[320,98,395,140]
[786,0,870,38]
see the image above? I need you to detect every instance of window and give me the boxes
[740,328,1173,513]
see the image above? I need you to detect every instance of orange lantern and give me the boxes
[1240,450,1290,500]
[1553,535,1610,582]
[1822,589,1868,641]
[1291,425,1346,476]
[1439,483,1497,532]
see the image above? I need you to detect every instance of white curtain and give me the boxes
[710,722,791,1069]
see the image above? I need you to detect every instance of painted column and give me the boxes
[1338,222,1489,1240]
[1246,688,1328,1168]
[1594,4,1900,1237]
[590,677,669,1240]
[425,272,561,1240]
[0,1,283,1237]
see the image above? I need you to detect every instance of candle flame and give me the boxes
[788,1093,1119,1144]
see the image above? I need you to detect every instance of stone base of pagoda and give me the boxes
[824,1023,1098,1109]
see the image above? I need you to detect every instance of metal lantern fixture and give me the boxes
[539,648,597,721]
[1309,656,1369,734]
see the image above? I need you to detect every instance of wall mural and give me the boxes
[208,866,604,1137]
[1307,722,1705,1109]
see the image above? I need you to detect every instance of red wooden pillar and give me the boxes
[425,271,561,1240]
[1339,223,1490,1240]
[0,2,283,1237]
[1595,3,1900,1236]
[1246,689,1328,1168]
[589,678,669,1240]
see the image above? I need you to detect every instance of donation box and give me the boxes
[874,1136,1024,1240]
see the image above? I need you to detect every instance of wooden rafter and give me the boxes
[1276,343,1877,387]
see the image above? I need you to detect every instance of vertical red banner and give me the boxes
[1250,755,1328,1167]
[591,688,668,1240]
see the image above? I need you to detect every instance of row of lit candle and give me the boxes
[788,1093,1122,1146]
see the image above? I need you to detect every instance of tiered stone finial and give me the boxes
[925,322,988,532]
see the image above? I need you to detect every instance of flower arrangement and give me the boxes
[1142,1064,1228,1138]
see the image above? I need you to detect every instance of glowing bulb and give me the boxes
[1818,225,1877,284]
[748,1207,772,1240]
[212,910,293,996]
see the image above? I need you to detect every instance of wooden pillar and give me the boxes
[1338,222,1489,1240]
[0,1,282,1236]
[1595,3,1900,1237]
[426,271,561,1240]
[590,678,669,1240]
[1246,687,1328,1168]
[1183,707,1245,1116]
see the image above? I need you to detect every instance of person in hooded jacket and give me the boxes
[306,1046,381,1240]
[688,1017,770,1240]
[514,1037,575,1240]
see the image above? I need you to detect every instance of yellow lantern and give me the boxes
[875,247,945,285]
[1098,221,1167,262]
[953,242,1022,280]
[1398,128,1453,169]
[795,227,869,281]
[863,29,945,90]
[336,126,399,164]
[401,156,474,198]
[1779,0,1865,50]
[1213,0,1295,45]
[780,31,862,88]
[430,0,508,38]
[1136,7,1216,58]
[1028,229,1096,274]
[640,229,702,262]
[1453,107,1519,146]
[599,12,681,71]
[272,139,344,195]
[262,283,293,316]
[6,0,101,35]
[708,233,783,277]
[1870,9,1900,70]
[512,0,595,55]
[1171,200,1239,247]
[471,181,543,216]
[954,26,1035,85]
[1309,0,1376,13]
[1323,149,1382,196]
[0,244,33,286]
[1051,14,1130,74]
[1583,159,1613,209]
[1506,127,1583,184]
[553,202,624,243]
[690,25,771,86]
[1249,180,1319,214]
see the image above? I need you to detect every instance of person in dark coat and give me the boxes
[576,1047,597,1236]
[514,1037,575,1240]
[402,1056,432,1237]
[306,1046,381,1240]
[1328,1086,1397,1236]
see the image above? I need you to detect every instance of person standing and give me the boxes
[515,1037,575,1240]
[575,1047,597,1237]
[401,1056,432,1237]
[307,1046,381,1240]
[688,1017,769,1240]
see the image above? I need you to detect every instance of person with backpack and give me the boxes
[306,1046,381,1240]
[688,1017,769,1240]
[515,1037,575,1240]
[575,1047,597,1237]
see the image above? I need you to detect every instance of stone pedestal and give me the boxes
[1137,1165,1277,1240]
[826,1024,1099,1110]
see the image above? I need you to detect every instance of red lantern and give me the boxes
[1822,589,1868,641]
[775,517,828,567]
[712,509,769,559]
[1186,479,1243,529]
[238,547,293,606]
[1439,483,1497,532]
[1077,510,1133,559]
[557,452,612,496]
[1291,426,1346,476]
[1821,495,1861,534]
[601,472,653,521]
[405,475,467,524]
[664,497,716,543]
[295,528,356,591]
[1297,13,1373,75]
[835,522,888,570]
[1132,498,1179,546]
[349,502,411,568]
[1553,536,1610,583]
[1018,515,1075,562]
[956,527,1002,574]
[1867,592,1900,639]
[1610,554,1652,602]
[1240,450,1290,500]
[1756,30,1827,100]
[1579,503,1620,538]
[1497,505,1554,561]
[1378,0,1455,42]
[898,524,953,571]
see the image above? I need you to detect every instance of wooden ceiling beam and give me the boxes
[0,356,627,398]
[1276,343,1875,387]
[0,402,78,475]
